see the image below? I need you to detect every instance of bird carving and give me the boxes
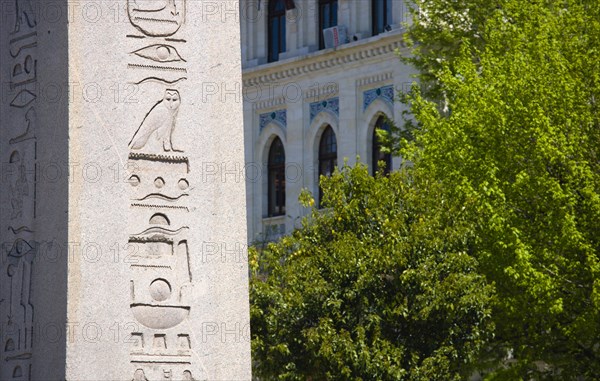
[129,89,182,152]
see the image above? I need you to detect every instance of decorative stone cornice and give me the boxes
[303,84,339,101]
[243,31,406,87]
[356,71,394,88]
[252,96,287,111]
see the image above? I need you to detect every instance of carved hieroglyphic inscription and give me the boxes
[129,89,182,152]
[127,0,186,37]
[1,1,39,380]
[125,1,199,379]
[127,160,196,379]
[127,0,188,87]
[132,44,186,63]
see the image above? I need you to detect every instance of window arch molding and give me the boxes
[306,111,339,167]
[258,122,287,162]
[307,111,339,143]
[371,115,392,175]
[257,124,287,218]
[306,111,339,206]
[363,99,394,173]
[267,136,286,217]
[317,125,338,205]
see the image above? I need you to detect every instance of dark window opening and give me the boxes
[318,126,337,206]
[268,0,287,62]
[372,116,392,175]
[319,0,338,49]
[372,0,392,36]
[268,137,286,216]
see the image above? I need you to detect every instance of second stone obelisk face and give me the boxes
[0,2,40,379]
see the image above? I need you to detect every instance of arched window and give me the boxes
[268,0,287,62]
[372,0,392,36]
[319,0,338,49]
[268,137,286,216]
[318,126,337,205]
[372,116,392,175]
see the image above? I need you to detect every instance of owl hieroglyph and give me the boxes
[129,89,181,153]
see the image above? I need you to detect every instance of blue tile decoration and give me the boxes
[259,109,287,133]
[363,85,395,111]
[309,97,339,124]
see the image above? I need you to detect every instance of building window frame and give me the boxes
[372,0,392,36]
[372,115,392,175]
[318,126,337,206]
[268,0,287,62]
[267,137,286,217]
[318,0,338,49]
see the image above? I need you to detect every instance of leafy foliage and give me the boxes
[251,1,600,379]
[403,0,503,101]
[401,0,600,378]
[250,165,493,380]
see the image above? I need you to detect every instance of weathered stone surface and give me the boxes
[1,1,250,380]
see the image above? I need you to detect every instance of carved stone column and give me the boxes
[1,1,251,380]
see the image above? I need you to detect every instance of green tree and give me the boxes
[401,0,600,378]
[250,164,494,380]
[403,0,503,101]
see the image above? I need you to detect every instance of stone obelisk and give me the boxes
[1,1,251,379]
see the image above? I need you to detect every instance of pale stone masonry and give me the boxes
[240,0,417,242]
[1,1,251,380]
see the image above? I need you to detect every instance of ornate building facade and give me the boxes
[240,0,416,242]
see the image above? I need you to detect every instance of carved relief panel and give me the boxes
[124,1,200,379]
[1,1,39,380]
[127,0,186,37]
